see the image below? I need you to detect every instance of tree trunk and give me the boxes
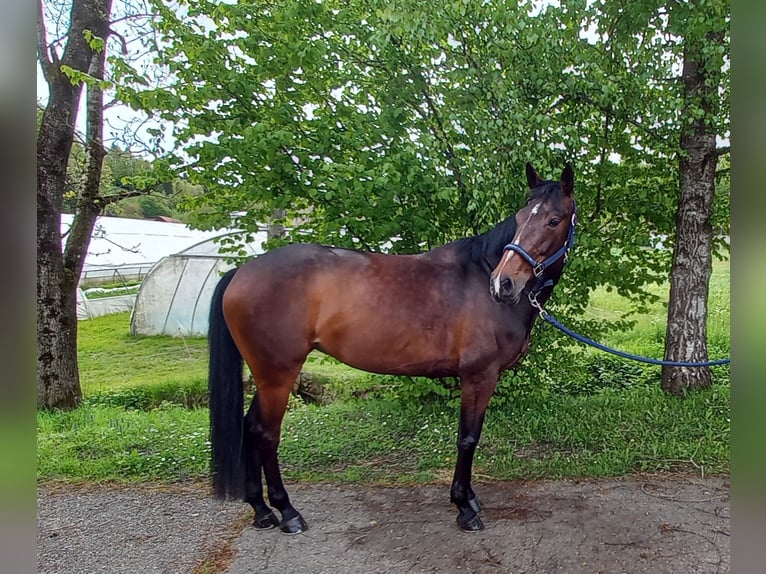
[37,96,84,408]
[661,39,721,396]
[37,0,112,410]
[268,208,286,240]
[37,246,81,409]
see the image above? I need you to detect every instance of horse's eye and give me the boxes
[548,218,561,227]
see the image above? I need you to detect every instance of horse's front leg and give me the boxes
[450,372,497,531]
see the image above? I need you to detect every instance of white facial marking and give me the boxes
[493,248,516,294]
[508,202,541,249]
[494,201,544,296]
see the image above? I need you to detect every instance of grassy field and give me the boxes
[77,314,209,394]
[38,258,730,485]
[38,384,729,484]
[584,257,730,359]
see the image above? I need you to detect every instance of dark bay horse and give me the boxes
[208,162,575,533]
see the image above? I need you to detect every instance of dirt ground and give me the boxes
[37,476,729,574]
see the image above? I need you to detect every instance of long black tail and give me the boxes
[208,268,246,500]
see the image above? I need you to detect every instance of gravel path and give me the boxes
[38,476,729,574]
[37,483,245,574]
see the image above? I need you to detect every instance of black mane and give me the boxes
[455,216,517,273]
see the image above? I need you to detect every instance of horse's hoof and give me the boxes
[280,514,308,535]
[253,511,280,530]
[457,511,485,532]
[468,495,482,513]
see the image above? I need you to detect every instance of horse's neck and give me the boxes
[425,236,503,275]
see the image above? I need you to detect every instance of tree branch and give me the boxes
[36,0,56,84]
[573,92,671,148]
[98,187,155,207]
[109,13,156,26]
[592,111,611,221]
[64,40,109,280]
[109,27,129,55]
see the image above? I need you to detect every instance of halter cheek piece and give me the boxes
[502,201,577,301]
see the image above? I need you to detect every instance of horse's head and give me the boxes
[489,162,575,304]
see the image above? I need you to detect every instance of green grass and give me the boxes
[78,313,209,394]
[37,405,209,483]
[38,261,730,485]
[84,285,141,299]
[585,257,729,359]
[37,384,729,484]
[279,385,730,482]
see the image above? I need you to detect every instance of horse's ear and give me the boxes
[560,163,574,196]
[526,162,543,190]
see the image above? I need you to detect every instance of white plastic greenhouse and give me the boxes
[129,230,269,337]
[62,214,230,320]
[62,214,225,286]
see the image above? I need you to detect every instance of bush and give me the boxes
[550,356,655,396]
[85,378,208,410]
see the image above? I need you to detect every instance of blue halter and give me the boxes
[502,200,576,297]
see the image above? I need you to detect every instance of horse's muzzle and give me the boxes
[489,276,519,304]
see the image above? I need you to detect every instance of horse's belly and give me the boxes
[313,325,460,378]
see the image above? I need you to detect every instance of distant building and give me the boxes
[148,215,184,223]
[61,213,224,287]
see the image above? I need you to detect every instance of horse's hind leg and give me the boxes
[250,367,308,534]
[243,396,280,529]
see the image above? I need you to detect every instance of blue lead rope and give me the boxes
[537,308,731,367]
[511,197,729,368]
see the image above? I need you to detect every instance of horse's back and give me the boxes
[226,242,448,303]
[225,243,373,302]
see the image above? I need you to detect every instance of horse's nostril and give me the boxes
[500,277,513,294]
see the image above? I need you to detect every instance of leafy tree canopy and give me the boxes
[123,0,729,348]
